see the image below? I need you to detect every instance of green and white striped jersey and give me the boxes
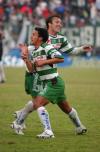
[47,33,73,53]
[32,43,64,81]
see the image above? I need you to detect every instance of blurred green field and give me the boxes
[0,67,100,152]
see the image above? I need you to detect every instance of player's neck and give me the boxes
[48,29,57,36]
[34,41,42,49]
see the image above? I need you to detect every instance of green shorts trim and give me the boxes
[38,76,66,104]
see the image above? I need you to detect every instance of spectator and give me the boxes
[0,20,6,83]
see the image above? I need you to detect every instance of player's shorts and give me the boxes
[38,76,66,104]
[25,71,43,97]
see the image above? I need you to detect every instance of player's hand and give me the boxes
[19,44,29,60]
[19,44,28,53]
[82,45,93,52]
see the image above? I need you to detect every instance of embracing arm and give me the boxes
[35,57,64,67]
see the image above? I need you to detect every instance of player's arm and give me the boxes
[35,48,64,67]
[35,58,64,67]
[24,60,33,73]
[72,44,93,54]
[59,37,93,54]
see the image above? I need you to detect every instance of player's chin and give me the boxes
[56,27,61,32]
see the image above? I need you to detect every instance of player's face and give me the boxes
[31,30,39,45]
[49,17,63,33]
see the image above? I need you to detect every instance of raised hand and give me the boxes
[19,44,28,60]
[82,45,93,52]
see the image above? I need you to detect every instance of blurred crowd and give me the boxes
[0,0,100,53]
[0,0,100,68]
[0,0,100,26]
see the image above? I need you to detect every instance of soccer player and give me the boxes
[46,14,92,57]
[11,27,63,138]
[12,27,91,138]
[0,21,6,83]
[11,43,53,135]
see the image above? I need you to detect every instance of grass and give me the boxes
[0,67,100,152]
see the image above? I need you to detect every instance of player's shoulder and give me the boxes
[41,43,53,49]
[28,45,35,51]
[57,32,65,37]
[57,32,67,40]
[41,42,48,48]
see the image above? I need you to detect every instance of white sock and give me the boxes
[37,106,52,131]
[16,100,33,125]
[68,108,82,127]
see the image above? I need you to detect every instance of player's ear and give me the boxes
[48,22,52,28]
[39,37,43,42]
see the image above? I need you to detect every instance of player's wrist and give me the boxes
[73,46,83,54]
[23,58,30,63]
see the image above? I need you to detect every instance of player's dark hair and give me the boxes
[46,14,61,29]
[35,27,48,43]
